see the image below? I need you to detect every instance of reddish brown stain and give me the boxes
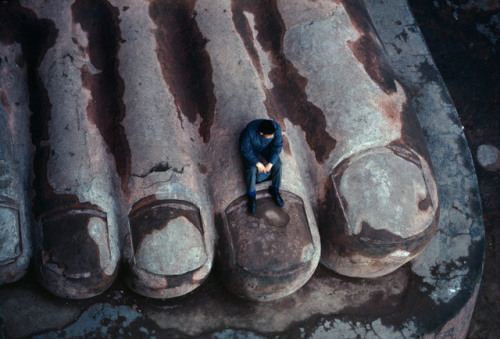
[218,191,316,300]
[149,0,216,143]
[397,103,434,162]
[231,0,336,164]
[0,2,92,218]
[72,0,131,194]
[198,163,208,174]
[0,4,117,288]
[0,1,57,145]
[129,194,158,215]
[342,0,397,95]
[1,91,11,116]
[282,134,291,156]
[379,93,402,125]
[224,190,313,274]
[33,148,100,218]
[318,176,348,258]
[418,195,432,211]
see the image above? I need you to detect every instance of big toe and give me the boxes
[322,145,439,277]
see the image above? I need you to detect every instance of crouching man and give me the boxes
[239,119,284,214]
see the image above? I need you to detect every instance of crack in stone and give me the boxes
[131,162,186,179]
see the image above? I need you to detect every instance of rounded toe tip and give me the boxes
[125,199,211,299]
[218,191,319,301]
[36,207,118,299]
[323,146,439,277]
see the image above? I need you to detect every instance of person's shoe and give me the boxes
[269,187,284,207]
[248,196,256,214]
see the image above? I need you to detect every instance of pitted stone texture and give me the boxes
[126,199,210,298]
[218,190,318,301]
[365,0,484,335]
[111,0,216,299]
[135,216,206,275]
[0,265,411,338]
[2,0,123,298]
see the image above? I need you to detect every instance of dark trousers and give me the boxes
[244,158,282,193]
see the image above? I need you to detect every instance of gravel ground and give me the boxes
[408,0,499,337]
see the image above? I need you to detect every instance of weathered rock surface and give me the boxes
[276,1,439,277]
[1,0,438,298]
[0,104,31,284]
[113,0,215,298]
[217,190,318,301]
[0,0,484,337]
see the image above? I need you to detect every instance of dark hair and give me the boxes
[258,120,276,135]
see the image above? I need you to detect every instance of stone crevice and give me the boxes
[131,162,186,179]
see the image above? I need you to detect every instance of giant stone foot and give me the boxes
[0,0,439,302]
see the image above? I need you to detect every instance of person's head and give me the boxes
[258,120,276,139]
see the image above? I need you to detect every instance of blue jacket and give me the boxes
[239,119,283,166]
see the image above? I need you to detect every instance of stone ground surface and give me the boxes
[406,1,499,338]
[0,0,496,338]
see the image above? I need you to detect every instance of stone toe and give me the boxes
[125,198,210,299]
[322,145,439,277]
[36,207,117,299]
[217,190,319,301]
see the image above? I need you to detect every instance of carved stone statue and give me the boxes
[0,0,438,301]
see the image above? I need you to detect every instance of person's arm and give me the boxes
[239,129,260,166]
[268,123,283,165]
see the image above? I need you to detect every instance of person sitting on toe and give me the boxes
[239,119,284,214]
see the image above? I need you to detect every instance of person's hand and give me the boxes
[264,163,273,173]
[256,162,266,173]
